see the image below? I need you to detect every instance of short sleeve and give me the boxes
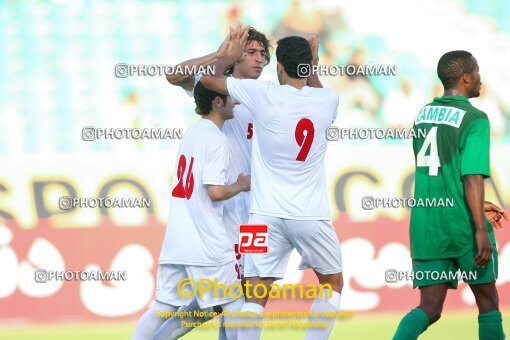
[184,73,204,97]
[226,78,268,114]
[202,137,230,185]
[461,118,491,177]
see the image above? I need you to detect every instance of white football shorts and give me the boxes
[155,261,242,309]
[243,214,343,279]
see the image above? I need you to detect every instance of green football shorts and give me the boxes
[412,246,498,288]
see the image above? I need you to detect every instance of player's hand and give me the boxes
[307,34,319,66]
[474,230,492,267]
[225,24,249,63]
[236,173,251,192]
[484,201,509,229]
[216,29,232,59]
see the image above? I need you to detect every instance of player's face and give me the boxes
[468,59,482,98]
[234,41,266,79]
[219,95,235,120]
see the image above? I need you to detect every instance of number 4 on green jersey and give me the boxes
[416,126,440,176]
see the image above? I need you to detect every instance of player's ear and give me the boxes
[213,95,224,108]
[462,73,472,84]
[277,62,284,75]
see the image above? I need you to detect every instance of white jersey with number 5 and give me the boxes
[221,102,253,245]
[159,118,236,266]
[187,75,253,246]
[227,78,338,220]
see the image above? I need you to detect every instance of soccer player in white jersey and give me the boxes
[166,27,270,272]
[132,80,250,340]
[164,26,270,339]
[201,33,343,340]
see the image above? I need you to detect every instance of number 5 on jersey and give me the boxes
[417,126,440,176]
[172,155,194,199]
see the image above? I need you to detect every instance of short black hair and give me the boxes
[437,50,476,89]
[193,81,227,116]
[276,36,312,79]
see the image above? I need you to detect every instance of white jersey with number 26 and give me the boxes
[227,78,338,220]
[159,118,236,266]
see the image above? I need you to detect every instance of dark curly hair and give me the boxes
[437,50,476,89]
[247,26,271,66]
[193,81,227,115]
[275,36,312,79]
[227,27,271,74]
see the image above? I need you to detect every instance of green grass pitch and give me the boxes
[1,310,508,339]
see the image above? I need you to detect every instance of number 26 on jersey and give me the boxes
[171,155,194,199]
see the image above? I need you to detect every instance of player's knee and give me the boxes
[476,296,499,313]
[422,307,442,324]
[244,277,273,305]
[471,283,500,313]
[429,311,442,324]
[418,303,443,324]
[316,271,343,293]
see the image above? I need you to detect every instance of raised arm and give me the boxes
[165,32,231,91]
[306,34,323,88]
[200,25,249,95]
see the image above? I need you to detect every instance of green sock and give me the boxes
[479,310,505,340]
[393,308,429,340]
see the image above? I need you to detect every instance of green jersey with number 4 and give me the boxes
[410,96,494,260]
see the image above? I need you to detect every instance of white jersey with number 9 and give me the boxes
[227,78,339,220]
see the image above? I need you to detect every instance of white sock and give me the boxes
[218,314,227,340]
[324,288,341,309]
[305,289,341,340]
[132,300,178,340]
[153,298,215,340]
[220,297,245,340]
[238,302,264,340]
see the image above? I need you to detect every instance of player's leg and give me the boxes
[218,244,245,340]
[132,264,188,339]
[393,284,449,340]
[132,300,179,340]
[220,296,246,339]
[460,245,505,340]
[239,214,293,340]
[154,261,243,340]
[304,271,343,340]
[152,297,218,340]
[285,219,343,340]
[470,282,505,340]
[393,256,456,340]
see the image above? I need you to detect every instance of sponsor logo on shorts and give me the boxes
[238,225,268,254]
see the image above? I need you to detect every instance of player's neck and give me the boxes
[284,77,307,90]
[202,115,224,129]
[443,88,468,98]
[232,68,246,79]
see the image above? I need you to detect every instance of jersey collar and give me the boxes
[434,96,470,104]
[201,117,222,131]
